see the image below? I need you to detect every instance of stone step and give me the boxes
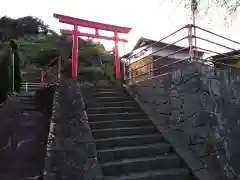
[20,84,43,88]
[20,85,43,89]
[92,126,157,139]
[17,92,35,97]
[20,102,37,108]
[97,143,172,163]
[101,155,182,176]
[88,112,147,121]
[95,134,163,150]
[18,95,35,100]
[87,101,137,108]
[87,106,140,114]
[89,119,152,129]
[104,168,190,180]
[20,88,42,92]
[17,97,36,104]
[20,87,42,90]
[85,84,194,180]
[93,96,132,103]
[94,88,118,91]
[22,101,37,107]
[91,91,128,97]
[23,105,40,111]
[21,86,42,88]
[21,82,42,85]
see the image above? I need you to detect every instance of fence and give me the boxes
[123,24,240,84]
[123,24,240,180]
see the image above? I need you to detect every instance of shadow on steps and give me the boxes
[0,86,55,179]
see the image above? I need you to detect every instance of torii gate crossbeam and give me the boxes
[54,13,132,78]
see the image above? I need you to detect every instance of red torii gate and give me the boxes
[54,13,132,79]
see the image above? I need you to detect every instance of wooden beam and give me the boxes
[54,13,131,34]
[61,29,128,43]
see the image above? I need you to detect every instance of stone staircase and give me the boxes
[0,82,52,179]
[20,82,45,92]
[85,84,198,180]
[13,83,50,178]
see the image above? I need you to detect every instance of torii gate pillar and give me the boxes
[54,13,132,79]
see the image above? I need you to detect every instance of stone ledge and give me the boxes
[44,77,103,180]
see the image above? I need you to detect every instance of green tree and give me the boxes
[182,0,240,13]
[0,45,12,102]
[0,16,49,41]
[9,40,22,93]
[0,16,49,102]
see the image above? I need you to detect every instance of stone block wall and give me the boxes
[35,85,55,119]
[127,62,240,180]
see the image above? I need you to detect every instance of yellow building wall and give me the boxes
[235,59,240,68]
[214,56,240,75]
[129,56,154,84]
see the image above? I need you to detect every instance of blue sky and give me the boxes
[2,0,240,55]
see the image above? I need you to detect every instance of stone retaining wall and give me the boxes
[127,62,240,180]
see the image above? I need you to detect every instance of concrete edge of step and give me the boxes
[123,84,213,180]
[76,81,104,179]
[44,80,104,180]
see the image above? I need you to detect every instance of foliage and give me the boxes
[170,0,240,25]
[0,40,22,103]
[182,0,240,13]
[9,40,22,92]
[0,16,49,41]
[76,42,116,82]
[0,45,12,102]
[78,66,106,82]
[0,14,119,98]
[32,48,60,66]
[0,15,48,102]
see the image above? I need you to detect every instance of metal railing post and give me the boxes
[187,25,194,62]
[58,56,61,81]
[26,82,28,92]
[41,71,44,83]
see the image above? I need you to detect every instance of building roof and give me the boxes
[121,37,204,60]
[211,49,240,62]
[121,52,132,59]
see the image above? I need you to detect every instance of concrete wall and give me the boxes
[127,62,240,180]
